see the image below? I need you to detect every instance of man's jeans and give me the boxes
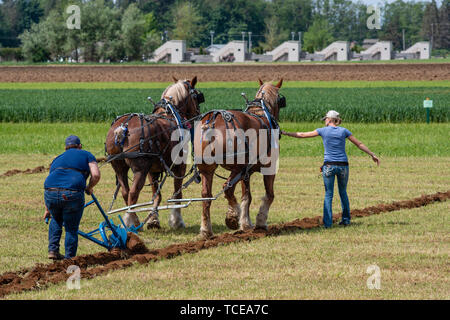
[44,189,85,258]
[322,165,350,228]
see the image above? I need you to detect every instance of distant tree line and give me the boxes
[0,0,448,62]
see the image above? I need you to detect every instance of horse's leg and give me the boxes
[123,167,149,228]
[224,171,242,230]
[239,178,253,230]
[146,172,162,229]
[255,174,275,230]
[198,165,216,238]
[168,164,186,229]
[111,160,130,205]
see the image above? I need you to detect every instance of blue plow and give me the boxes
[77,193,142,250]
[45,193,142,250]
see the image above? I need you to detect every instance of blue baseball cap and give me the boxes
[65,135,81,146]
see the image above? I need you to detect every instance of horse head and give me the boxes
[255,78,285,122]
[160,76,203,121]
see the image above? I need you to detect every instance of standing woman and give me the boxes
[281,110,380,228]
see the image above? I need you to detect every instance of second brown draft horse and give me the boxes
[194,79,285,238]
[105,77,202,229]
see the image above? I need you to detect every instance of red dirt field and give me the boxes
[0,190,448,298]
[0,63,449,82]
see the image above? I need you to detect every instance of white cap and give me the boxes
[322,110,340,121]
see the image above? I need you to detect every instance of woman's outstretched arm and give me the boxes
[281,130,319,138]
[348,135,380,165]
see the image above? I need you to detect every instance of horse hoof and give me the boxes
[169,219,186,230]
[254,225,268,232]
[146,220,161,230]
[169,221,186,230]
[225,216,239,230]
[240,224,253,231]
[199,230,213,240]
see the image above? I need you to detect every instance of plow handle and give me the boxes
[89,193,121,240]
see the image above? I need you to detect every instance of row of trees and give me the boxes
[18,2,161,62]
[0,0,448,62]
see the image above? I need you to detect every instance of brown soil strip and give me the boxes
[1,166,48,177]
[0,158,106,178]
[0,64,449,82]
[0,190,448,298]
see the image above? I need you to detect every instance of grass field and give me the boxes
[0,122,449,157]
[0,81,448,122]
[0,121,448,299]
[7,202,449,300]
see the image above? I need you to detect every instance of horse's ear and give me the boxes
[172,76,178,83]
[191,76,197,88]
[258,78,264,86]
[275,78,283,88]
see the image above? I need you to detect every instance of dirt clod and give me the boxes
[126,232,149,254]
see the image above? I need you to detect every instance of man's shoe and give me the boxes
[48,251,64,260]
[339,221,350,226]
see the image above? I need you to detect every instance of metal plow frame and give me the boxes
[106,197,219,230]
[78,193,131,250]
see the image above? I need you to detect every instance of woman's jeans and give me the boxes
[322,165,350,228]
[44,189,85,258]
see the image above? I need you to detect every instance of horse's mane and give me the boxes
[161,80,189,106]
[256,82,279,109]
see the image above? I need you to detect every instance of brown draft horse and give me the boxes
[194,79,285,238]
[105,77,201,229]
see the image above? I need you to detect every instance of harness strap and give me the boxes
[114,113,135,147]
[213,163,254,199]
[106,152,160,161]
[53,167,89,179]
[139,114,146,152]
[165,102,185,141]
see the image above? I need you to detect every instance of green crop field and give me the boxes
[0,81,448,123]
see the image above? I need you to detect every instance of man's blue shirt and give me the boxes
[44,149,96,191]
[316,126,352,163]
